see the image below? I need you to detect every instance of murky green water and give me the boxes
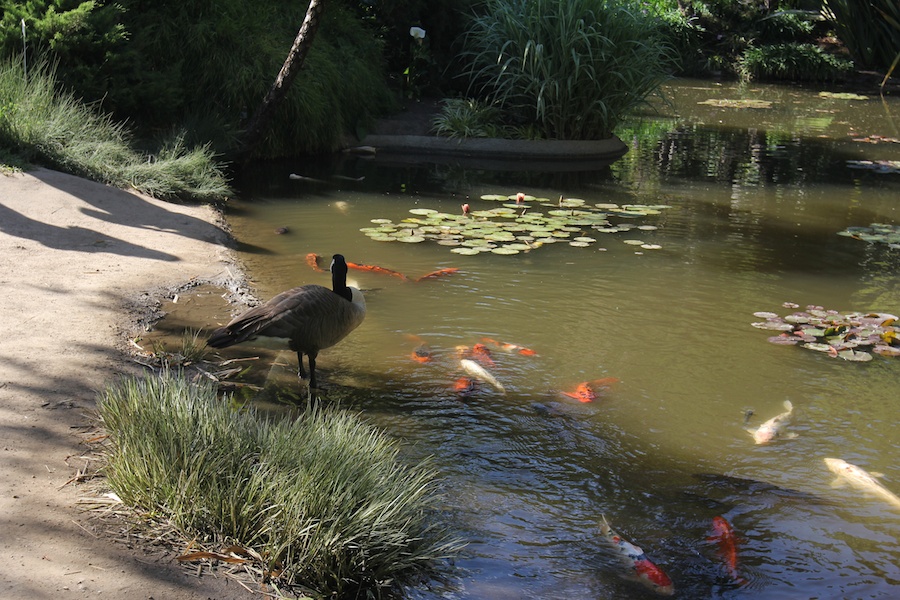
[188,79,900,598]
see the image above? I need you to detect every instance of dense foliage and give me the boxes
[644,0,856,81]
[458,0,677,140]
[1,0,397,158]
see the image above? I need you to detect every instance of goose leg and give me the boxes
[308,353,318,390]
[296,351,307,380]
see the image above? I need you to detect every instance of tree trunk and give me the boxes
[237,0,326,160]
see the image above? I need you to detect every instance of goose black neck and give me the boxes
[331,254,352,302]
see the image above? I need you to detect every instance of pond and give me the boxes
[160,79,900,598]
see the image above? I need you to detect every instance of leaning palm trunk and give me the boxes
[239,0,326,159]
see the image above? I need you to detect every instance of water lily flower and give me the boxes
[409,26,426,43]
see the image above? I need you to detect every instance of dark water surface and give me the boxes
[186,79,900,598]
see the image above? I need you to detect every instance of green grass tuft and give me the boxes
[0,59,231,201]
[97,371,461,598]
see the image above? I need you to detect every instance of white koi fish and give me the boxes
[746,400,796,444]
[824,458,900,511]
[459,358,505,394]
[598,515,674,596]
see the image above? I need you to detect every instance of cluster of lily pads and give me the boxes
[752,303,900,362]
[837,223,900,249]
[360,194,671,256]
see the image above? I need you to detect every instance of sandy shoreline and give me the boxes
[0,167,253,599]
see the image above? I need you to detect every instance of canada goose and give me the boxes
[207,254,366,390]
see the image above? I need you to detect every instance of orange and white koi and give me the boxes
[561,377,619,403]
[471,343,496,367]
[305,253,326,272]
[346,261,408,281]
[599,515,674,596]
[415,267,460,282]
[708,516,743,584]
[746,400,795,444]
[481,337,537,356]
[460,358,505,394]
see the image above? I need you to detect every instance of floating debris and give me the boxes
[846,160,900,174]
[698,98,773,109]
[819,91,868,101]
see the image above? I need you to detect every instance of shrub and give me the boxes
[431,97,503,138]
[459,0,676,140]
[97,370,462,598]
[738,43,854,82]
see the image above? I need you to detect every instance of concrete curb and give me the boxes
[356,134,629,171]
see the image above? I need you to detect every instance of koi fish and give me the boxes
[598,515,674,596]
[346,261,408,281]
[708,516,743,584]
[305,253,326,272]
[471,343,495,367]
[746,400,795,444]
[460,358,505,394]
[561,377,619,403]
[405,334,433,363]
[824,458,900,511]
[415,267,460,282]
[454,377,476,397]
[481,337,537,356]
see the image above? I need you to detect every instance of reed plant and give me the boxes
[459,0,676,140]
[431,97,503,138]
[823,0,900,76]
[97,371,461,598]
[0,59,231,201]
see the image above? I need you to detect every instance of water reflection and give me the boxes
[171,79,900,599]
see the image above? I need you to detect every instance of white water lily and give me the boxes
[409,26,426,41]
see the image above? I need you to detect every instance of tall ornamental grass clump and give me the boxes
[97,371,461,598]
[0,60,230,201]
[823,0,900,75]
[460,0,676,139]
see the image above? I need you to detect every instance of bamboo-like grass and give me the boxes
[459,0,676,140]
[97,371,462,598]
[823,0,900,82]
[0,59,231,201]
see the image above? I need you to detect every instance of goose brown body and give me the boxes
[207,254,365,389]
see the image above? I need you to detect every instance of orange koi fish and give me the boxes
[708,516,743,584]
[346,261,409,281]
[471,343,496,368]
[561,377,619,403]
[405,334,433,363]
[415,267,460,282]
[481,337,537,356]
[454,377,476,396]
[599,515,674,596]
[305,253,326,272]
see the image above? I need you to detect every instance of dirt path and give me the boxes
[0,168,251,599]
